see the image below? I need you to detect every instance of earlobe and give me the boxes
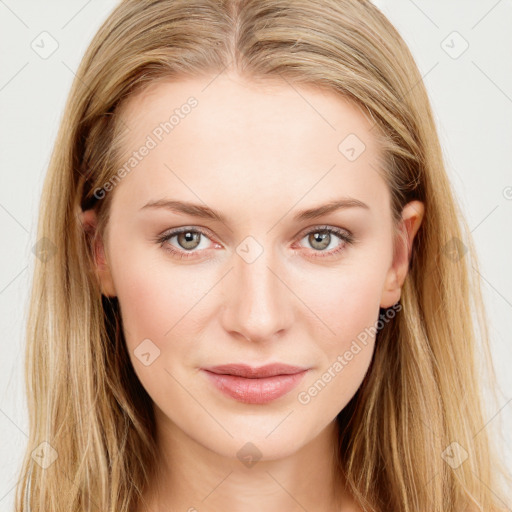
[380,200,424,308]
[79,208,117,297]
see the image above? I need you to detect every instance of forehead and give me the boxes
[112,73,389,216]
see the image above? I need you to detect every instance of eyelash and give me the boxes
[155,225,354,260]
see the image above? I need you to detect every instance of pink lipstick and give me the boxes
[201,363,309,404]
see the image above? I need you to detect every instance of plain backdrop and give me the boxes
[0,0,511,509]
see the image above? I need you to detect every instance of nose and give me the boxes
[219,244,295,344]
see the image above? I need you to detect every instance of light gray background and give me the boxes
[1,0,511,509]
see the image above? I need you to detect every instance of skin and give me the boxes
[81,72,424,512]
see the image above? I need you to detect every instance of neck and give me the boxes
[136,411,360,512]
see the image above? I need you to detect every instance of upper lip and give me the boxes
[202,363,308,378]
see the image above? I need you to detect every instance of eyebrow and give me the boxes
[140,197,369,223]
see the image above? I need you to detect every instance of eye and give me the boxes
[296,225,354,258]
[156,227,219,260]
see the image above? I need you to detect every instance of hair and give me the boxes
[15,0,510,510]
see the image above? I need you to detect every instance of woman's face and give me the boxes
[90,73,422,461]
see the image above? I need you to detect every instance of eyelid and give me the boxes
[158,225,218,241]
[295,223,352,240]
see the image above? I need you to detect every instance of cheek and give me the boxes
[109,250,215,402]
[295,260,386,343]
[295,295,378,417]
[324,273,380,350]
[292,257,389,411]
[110,243,213,344]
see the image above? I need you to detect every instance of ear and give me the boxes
[79,208,117,297]
[380,200,424,308]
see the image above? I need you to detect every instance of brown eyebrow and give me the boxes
[140,197,369,223]
[140,199,226,222]
[292,198,369,221]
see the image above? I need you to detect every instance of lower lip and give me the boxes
[202,369,308,404]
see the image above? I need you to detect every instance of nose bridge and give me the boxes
[220,238,293,342]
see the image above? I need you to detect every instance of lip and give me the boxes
[201,363,309,404]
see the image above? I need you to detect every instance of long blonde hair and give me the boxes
[15,0,510,510]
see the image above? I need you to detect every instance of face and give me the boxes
[85,72,423,461]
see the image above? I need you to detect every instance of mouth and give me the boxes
[201,363,309,404]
